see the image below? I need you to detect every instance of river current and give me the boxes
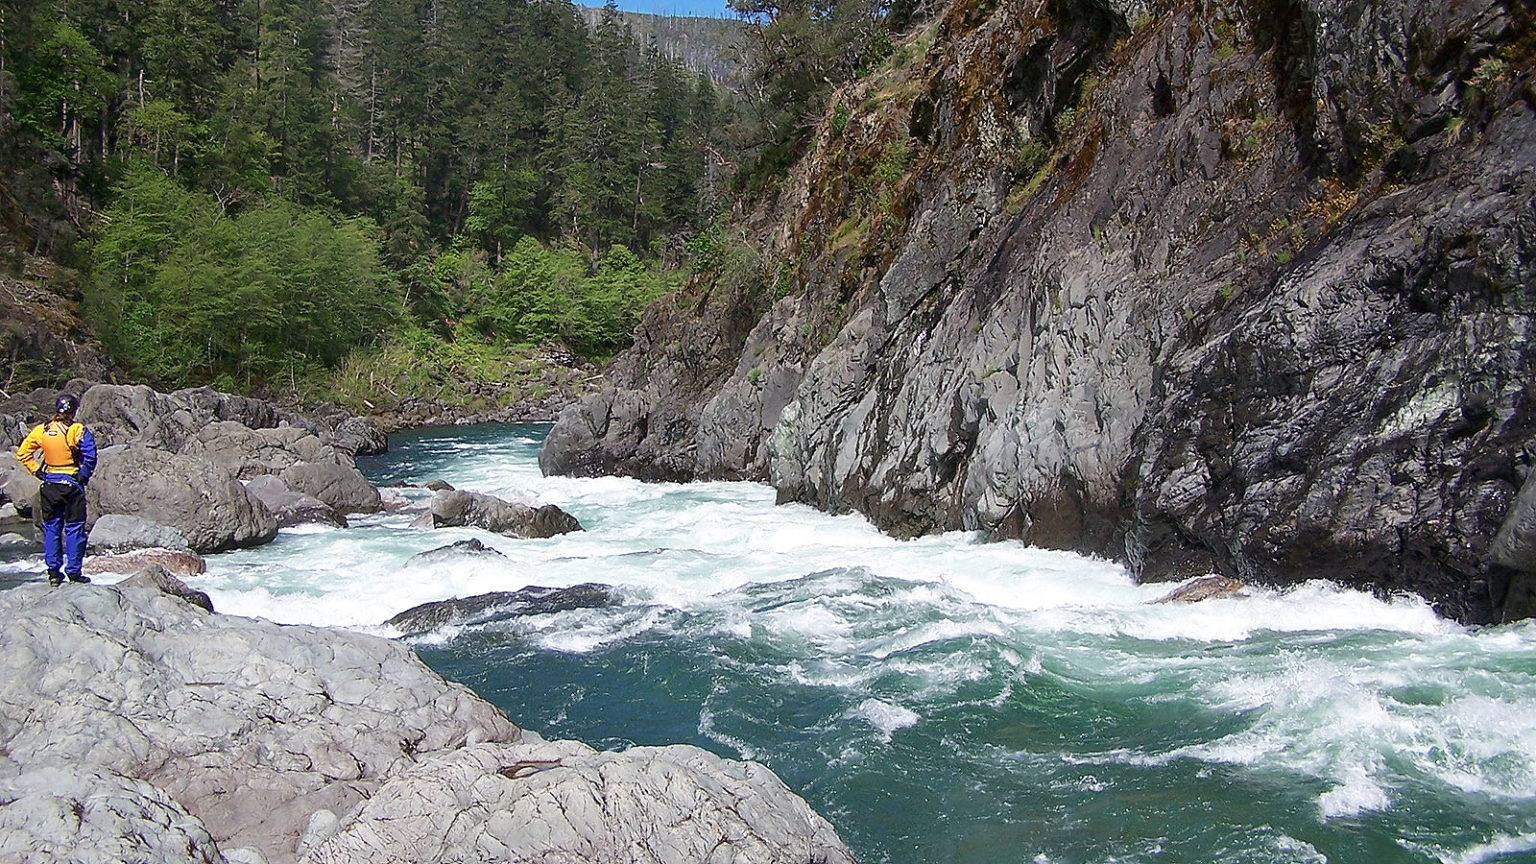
[45,423,1536,863]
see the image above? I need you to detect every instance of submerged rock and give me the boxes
[406,538,506,566]
[426,490,582,539]
[1149,575,1246,604]
[0,584,853,864]
[385,583,615,635]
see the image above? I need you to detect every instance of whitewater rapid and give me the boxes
[20,423,1535,864]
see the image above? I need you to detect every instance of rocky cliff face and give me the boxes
[542,0,1536,622]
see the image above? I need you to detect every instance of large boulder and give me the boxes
[79,383,296,451]
[0,583,855,864]
[306,403,388,457]
[87,444,278,553]
[426,490,582,538]
[182,422,382,516]
[244,475,348,528]
[2,463,39,517]
[88,514,192,552]
[279,462,381,516]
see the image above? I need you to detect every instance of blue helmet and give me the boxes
[55,393,79,416]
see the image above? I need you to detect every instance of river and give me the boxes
[55,423,1536,863]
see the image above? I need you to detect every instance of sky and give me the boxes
[589,0,735,19]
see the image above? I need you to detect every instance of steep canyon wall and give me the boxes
[542,0,1536,622]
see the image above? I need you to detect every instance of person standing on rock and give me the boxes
[14,393,97,586]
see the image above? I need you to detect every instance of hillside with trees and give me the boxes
[0,0,742,416]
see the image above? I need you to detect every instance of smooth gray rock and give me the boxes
[87,445,278,553]
[118,565,215,612]
[427,490,583,539]
[80,383,297,452]
[244,475,347,529]
[183,422,381,516]
[181,422,334,479]
[0,584,855,864]
[88,514,192,552]
[0,501,17,520]
[3,463,39,517]
[302,741,855,864]
[0,532,27,547]
[385,583,615,635]
[278,462,382,516]
[84,548,206,579]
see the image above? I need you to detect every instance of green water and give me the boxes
[199,422,1536,864]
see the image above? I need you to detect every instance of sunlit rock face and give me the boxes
[543,0,1536,622]
[0,584,856,864]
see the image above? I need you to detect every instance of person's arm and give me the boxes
[75,427,98,484]
[15,426,43,476]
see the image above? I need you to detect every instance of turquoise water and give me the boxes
[78,423,1536,863]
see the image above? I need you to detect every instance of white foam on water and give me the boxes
[1316,765,1392,818]
[849,698,920,742]
[1436,832,1536,864]
[178,425,1536,840]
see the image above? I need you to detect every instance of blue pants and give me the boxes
[38,480,87,577]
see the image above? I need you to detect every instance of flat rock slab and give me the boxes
[84,548,207,578]
[0,584,855,864]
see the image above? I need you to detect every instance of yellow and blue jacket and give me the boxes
[15,419,98,486]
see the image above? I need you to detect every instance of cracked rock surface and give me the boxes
[0,584,852,864]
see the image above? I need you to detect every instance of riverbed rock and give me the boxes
[87,514,192,552]
[426,490,583,539]
[86,444,278,553]
[385,583,615,635]
[245,475,348,528]
[406,537,507,566]
[0,582,855,864]
[0,532,27,547]
[84,547,206,578]
[1149,576,1247,605]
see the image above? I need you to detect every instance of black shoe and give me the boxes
[47,571,63,587]
[66,573,90,584]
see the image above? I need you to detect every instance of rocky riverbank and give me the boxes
[0,581,855,864]
[0,382,855,863]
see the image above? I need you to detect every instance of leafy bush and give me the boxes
[87,166,402,387]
